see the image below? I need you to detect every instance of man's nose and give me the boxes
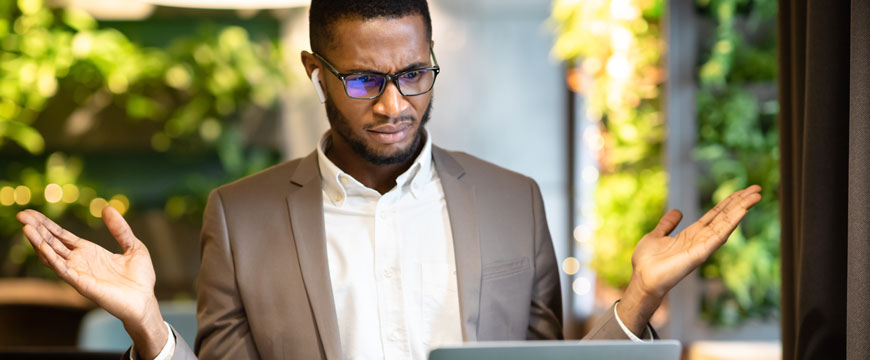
[373,81,410,119]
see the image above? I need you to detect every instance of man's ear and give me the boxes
[300,50,319,79]
[300,50,327,104]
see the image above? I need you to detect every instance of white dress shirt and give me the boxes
[614,300,654,342]
[317,131,463,359]
[130,322,175,360]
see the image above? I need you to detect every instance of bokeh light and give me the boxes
[14,186,32,205]
[89,197,108,217]
[0,186,14,206]
[199,118,222,142]
[606,53,632,80]
[562,257,581,275]
[108,194,130,215]
[582,166,600,183]
[583,126,605,151]
[609,0,640,20]
[573,224,592,243]
[572,277,592,295]
[165,64,192,89]
[61,184,79,203]
[44,183,63,203]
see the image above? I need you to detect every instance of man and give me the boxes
[15,1,762,359]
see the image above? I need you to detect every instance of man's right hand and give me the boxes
[16,206,168,359]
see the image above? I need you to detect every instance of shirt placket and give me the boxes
[373,193,410,359]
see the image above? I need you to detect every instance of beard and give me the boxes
[325,96,432,166]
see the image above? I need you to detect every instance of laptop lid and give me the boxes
[428,340,682,360]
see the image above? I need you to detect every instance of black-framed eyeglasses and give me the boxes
[312,48,440,100]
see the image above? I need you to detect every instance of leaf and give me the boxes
[0,120,45,153]
[62,7,96,32]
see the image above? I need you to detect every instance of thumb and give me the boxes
[102,206,138,252]
[651,209,683,237]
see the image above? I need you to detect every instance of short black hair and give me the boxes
[309,0,432,54]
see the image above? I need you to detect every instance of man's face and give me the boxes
[313,15,434,165]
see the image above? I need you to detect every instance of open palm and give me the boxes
[629,185,763,300]
[16,206,158,325]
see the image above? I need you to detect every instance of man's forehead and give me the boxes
[326,15,431,72]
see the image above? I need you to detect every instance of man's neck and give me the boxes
[324,132,424,194]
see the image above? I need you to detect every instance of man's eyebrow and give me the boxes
[398,62,430,72]
[345,62,431,74]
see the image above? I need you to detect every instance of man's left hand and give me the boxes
[616,185,762,335]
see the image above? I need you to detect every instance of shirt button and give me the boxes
[378,212,387,220]
[389,330,400,341]
[340,176,350,185]
[334,193,344,202]
[383,267,394,278]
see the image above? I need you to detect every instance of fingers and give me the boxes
[102,206,138,252]
[707,185,763,241]
[22,220,72,260]
[709,210,744,244]
[22,224,73,282]
[651,209,683,237]
[36,223,72,259]
[40,215,81,248]
[17,209,82,248]
[697,190,739,226]
[16,209,44,228]
[21,224,44,253]
[698,185,762,226]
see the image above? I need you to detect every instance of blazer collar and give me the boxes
[433,146,482,341]
[286,150,343,359]
[289,150,320,187]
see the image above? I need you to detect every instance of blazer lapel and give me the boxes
[286,152,343,359]
[433,146,482,341]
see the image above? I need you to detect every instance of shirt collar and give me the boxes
[316,129,434,206]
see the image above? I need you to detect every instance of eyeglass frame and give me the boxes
[312,48,441,100]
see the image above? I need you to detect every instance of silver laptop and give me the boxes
[429,340,682,360]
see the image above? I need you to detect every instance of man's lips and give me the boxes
[368,122,411,134]
[366,122,412,144]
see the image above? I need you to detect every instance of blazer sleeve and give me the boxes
[192,189,261,358]
[526,180,565,340]
[171,329,196,360]
[121,324,197,360]
[582,303,658,340]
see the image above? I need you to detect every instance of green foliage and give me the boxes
[592,168,666,287]
[0,0,286,153]
[0,0,287,278]
[695,0,780,326]
[550,0,667,289]
[551,0,780,327]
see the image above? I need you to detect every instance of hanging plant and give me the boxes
[694,0,780,326]
[0,0,288,278]
[550,0,667,289]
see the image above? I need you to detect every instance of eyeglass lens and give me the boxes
[344,69,436,98]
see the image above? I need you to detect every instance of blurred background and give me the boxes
[0,0,780,358]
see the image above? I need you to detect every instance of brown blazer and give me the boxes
[149,146,642,360]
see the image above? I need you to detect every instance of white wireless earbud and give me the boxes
[311,68,326,104]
